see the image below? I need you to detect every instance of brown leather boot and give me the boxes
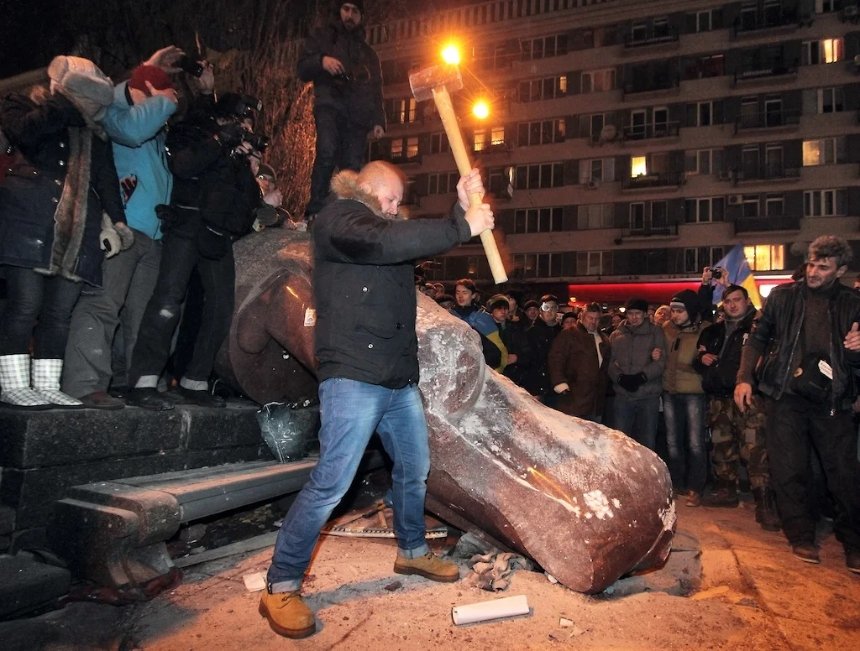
[259,590,315,639]
[394,551,460,582]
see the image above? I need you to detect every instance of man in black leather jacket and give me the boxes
[126,71,261,410]
[735,236,860,571]
[298,1,385,221]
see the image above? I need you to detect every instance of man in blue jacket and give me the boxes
[259,161,493,639]
[62,63,178,409]
[298,1,385,222]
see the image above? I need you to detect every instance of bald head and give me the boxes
[357,161,405,216]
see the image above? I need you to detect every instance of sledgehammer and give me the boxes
[409,63,508,284]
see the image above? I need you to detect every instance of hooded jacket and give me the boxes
[312,170,472,388]
[607,318,665,399]
[100,82,177,240]
[0,91,125,286]
[297,15,385,130]
[663,319,710,394]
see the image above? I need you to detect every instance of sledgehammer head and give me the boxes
[409,63,464,102]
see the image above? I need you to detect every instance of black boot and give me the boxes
[753,487,781,532]
[702,481,739,508]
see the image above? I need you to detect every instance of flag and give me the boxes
[711,244,762,308]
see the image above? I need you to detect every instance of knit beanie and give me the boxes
[486,294,510,311]
[340,0,364,13]
[670,289,701,321]
[624,297,648,313]
[128,65,174,96]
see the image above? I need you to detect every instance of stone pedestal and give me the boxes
[0,402,270,551]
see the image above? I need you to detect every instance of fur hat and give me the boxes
[670,289,701,321]
[624,297,648,313]
[128,65,174,95]
[47,56,114,123]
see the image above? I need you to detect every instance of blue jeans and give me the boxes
[612,394,660,450]
[663,393,708,493]
[267,378,431,592]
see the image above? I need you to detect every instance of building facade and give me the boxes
[367,0,860,302]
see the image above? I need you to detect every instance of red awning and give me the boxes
[566,281,703,307]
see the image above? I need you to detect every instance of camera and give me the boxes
[709,266,724,280]
[177,55,204,78]
[242,128,269,153]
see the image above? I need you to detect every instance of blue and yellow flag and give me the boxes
[712,244,762,308]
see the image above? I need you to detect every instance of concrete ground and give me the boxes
[4,497,860,650]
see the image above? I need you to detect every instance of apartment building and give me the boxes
[367,0,860,303]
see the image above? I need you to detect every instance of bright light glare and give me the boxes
[441,43,461,65]
[472,100,490,120]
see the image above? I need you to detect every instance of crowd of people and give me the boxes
[2,1,859,641]
[419,238,860,581]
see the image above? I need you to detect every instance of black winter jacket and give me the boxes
[694,308,756,397]
[166,97,259,240]
[738,281,860,412]
[313,171,472,388]
[297,19,385,131]
[0,92,125,286]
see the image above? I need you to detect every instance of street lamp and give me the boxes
[441,43,461,65]
[472,99,490,120]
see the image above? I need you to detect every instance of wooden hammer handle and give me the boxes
[432,86,508,284]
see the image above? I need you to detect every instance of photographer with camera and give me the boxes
[298,1,385,224]
[126,67,263,410]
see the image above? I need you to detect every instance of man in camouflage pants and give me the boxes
[694,282,780,530]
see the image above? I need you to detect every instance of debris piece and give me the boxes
[559,617,574,628]
[546,573,559,584]
[466,552,533,591]
[242,571,267,592]
[384,581,402,592]
[451,594,530,625]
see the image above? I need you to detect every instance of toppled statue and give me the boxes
[217,228,675,594]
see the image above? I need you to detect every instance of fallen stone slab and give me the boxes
[51,453,383,592]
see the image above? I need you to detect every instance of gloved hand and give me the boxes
[100,214,121,258]
[618,373,647,392]
[114,222,135,250]
[216,122,244,149]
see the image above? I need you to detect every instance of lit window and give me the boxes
[822,38,843,63]
[802,138,836,165]
[631,156,647,177]
[743,245,784,271]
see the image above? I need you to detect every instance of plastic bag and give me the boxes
[256,398,320,462]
